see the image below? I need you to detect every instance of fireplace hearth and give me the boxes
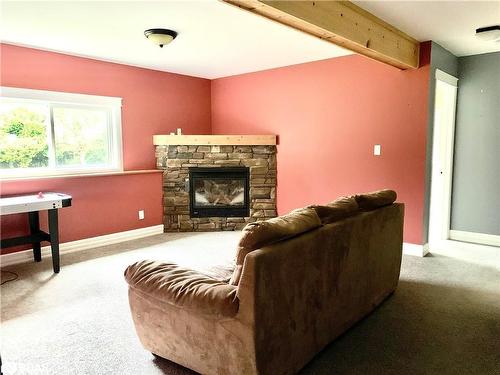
[189,167,250,218]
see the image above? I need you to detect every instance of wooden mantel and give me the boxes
[153,134,276,146]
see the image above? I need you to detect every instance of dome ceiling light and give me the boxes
[144,28,178,48]
[475,25,500,42]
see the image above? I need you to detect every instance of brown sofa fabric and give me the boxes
[229,207,322,285]
[352,189,397,210]
[125,203,404,375]
[125,260,239,317]
[309,196,359,224]
[238,203,404,375]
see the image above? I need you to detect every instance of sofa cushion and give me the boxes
[353,189,397,210]
[125,260,239,317]
[310,196,359,224]
[230,207,322,285]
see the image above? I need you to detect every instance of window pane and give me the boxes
[0,102,49,169]
[53,106,110,168]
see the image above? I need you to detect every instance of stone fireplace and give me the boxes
[154,135,277,232]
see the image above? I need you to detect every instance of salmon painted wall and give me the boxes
[0,174,163,254]
[212,47,431,244]
[0,44,211,253]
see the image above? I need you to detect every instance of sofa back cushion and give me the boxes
[352,189,397,210]
[230,207,322,285]
[310,196,359,224]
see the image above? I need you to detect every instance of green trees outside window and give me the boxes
[0,104,49,168]
[53,106,109,167]
[0,102,112,173]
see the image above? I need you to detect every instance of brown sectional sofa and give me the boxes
[125,190,404,375]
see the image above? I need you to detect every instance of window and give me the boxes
[0,87,122,178]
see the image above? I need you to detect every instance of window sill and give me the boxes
[0,169,162,182]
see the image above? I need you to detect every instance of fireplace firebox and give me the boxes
[189,167,250,218]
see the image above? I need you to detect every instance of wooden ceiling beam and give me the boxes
[222,0,420,69]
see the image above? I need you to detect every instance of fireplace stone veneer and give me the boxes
[155,144,277,232]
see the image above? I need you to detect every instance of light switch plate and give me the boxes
[374,144,381,156]
[138,210,145,220]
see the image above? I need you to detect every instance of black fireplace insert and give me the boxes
[189,167,250,218]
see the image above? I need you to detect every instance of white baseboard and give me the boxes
[0,224,164,267]
[403,242,429,257]
[449,230,500,248]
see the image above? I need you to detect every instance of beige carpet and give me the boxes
[1,232,499,375]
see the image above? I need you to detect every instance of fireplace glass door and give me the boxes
[189,167,250,217]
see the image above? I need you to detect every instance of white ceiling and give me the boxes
[354,1,500,57]
[0,0,351,79]
[1,1,498,79]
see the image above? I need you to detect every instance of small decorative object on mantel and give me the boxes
[177,128,182,135]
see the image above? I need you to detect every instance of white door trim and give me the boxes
[435,69,458,87]
[428,69,458,247]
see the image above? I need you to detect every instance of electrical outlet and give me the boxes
[374,144,381,156]
[138,210,145,220]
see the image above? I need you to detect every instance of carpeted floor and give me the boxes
[1,232,499,375]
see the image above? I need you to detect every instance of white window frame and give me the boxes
[0,86,123,179]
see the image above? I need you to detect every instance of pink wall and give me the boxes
[1,44,211,253]
[0,44,211,170]
[1,43,431,251]
[0,174,162,254]
[212,47,431,244]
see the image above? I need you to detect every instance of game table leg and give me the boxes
[29,211,42,262]
[48,209,60,273]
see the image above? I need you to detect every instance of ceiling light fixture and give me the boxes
[475,25,500,42]
[144,28,178,48]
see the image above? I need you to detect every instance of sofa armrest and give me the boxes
[124,260,239,318]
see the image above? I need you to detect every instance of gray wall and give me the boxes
[450,52,500,235]
[422,42,458,243]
